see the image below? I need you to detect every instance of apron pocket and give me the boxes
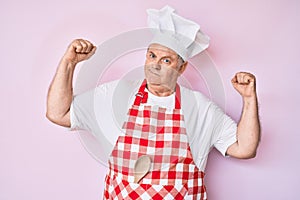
[107,174,188,200]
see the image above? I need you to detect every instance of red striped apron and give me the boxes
[103,80,207,199]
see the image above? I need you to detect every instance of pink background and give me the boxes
[1,0,299,199]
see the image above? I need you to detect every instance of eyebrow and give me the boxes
[148,51,176,60]
[147,51,156,56]
[147,49,178,59]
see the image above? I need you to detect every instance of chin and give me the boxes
[145,76,161,85]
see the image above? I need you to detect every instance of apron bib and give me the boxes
[103,80,207,200]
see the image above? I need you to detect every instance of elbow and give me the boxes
[238,150,257,159]
[243,152,257,159]
[46,111,59,124]
[46,111,71,128]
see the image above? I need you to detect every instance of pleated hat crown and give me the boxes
[147,5,210,61]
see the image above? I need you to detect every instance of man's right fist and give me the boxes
[63,39,97,64]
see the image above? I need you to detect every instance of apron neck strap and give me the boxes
[133,79,181,109]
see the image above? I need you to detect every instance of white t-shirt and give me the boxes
[70,80,237,171]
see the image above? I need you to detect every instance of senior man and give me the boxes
[46,6,260,200]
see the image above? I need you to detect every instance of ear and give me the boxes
[178,61,188,74]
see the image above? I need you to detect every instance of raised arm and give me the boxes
[46,39,96,127]
[226,72,261,159]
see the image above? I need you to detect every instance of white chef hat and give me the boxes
[147,5,210,61]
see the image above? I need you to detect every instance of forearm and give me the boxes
[46,58,75,127]
[46,39,96,127]
[236,96,261,157]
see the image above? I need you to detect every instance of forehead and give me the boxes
[147,43,178,57]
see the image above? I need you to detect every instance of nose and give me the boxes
[150,59,161,70]
[152,63,161,70]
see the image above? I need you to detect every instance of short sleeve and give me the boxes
[70,88,97,132]
[209,103,237,156]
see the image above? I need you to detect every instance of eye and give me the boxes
[149,52,156,58]
[162,58,171,64]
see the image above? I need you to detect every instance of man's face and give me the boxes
[144,43,186,90]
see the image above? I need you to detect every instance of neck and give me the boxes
[147,83,176,97]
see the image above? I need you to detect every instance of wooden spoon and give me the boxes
[134,155,151,183]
